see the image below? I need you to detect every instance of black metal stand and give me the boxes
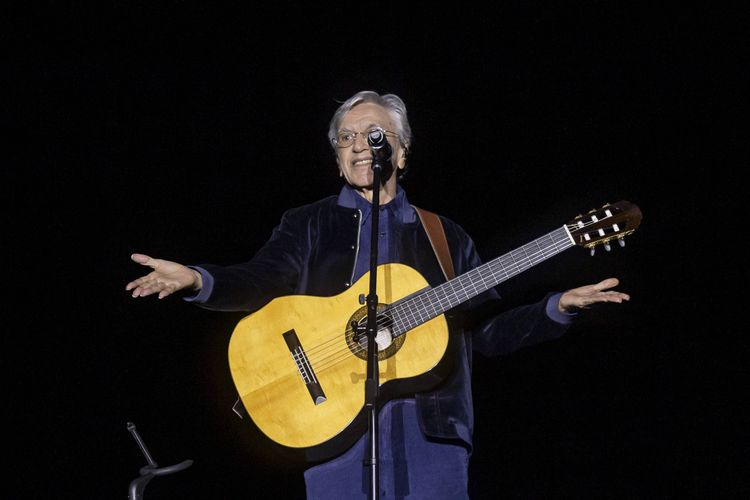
[363,161,382,500]
[346,129,393,500]
[126,422,193,500]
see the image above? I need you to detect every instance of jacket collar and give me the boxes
[336,183,416,223]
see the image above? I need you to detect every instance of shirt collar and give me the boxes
[337,183,416,223]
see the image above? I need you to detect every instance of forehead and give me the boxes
[339,102,395,130]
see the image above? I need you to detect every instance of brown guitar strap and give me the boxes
[413,206,455,281]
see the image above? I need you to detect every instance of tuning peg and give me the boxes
[604,242,611,252]
[590,247,596,256]
[618,238,626,248]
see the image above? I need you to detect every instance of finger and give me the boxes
[593,291,630,304]
[607,291,630,302]
[126,278,146,292]
[129,276,160,297]
[135,280,166,298]
[594,277,619,291]
[130,280,155,297]
[131,253,150,263]
[125,273,157,291]
[131,253,159,269]
[158,282,178,299]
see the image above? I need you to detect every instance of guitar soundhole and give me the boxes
[345,304,405,361]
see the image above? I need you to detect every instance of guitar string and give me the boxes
[310,229,574,372]
[303,226,574,362]
[311,213,620,371]
[300,221,588,366]
[309,229,574,372]
[312,234,571,373]
[308,229,574,373]
[323,216,615,368]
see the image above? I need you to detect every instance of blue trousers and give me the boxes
[304,399,469,499]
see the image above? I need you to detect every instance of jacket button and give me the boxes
[344,282,350,287]
[353,214,358,219]
[350,245,355,249]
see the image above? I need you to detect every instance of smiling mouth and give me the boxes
[352,158,372,167]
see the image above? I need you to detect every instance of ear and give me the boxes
[335,156,343,176]
[396,148,407,170]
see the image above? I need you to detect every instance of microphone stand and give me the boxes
[361,127,398,499]
[364,158,382,500]
[354,128,393,499]
[126,422,193,500]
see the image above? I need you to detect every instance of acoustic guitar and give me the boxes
[227,201,642,455]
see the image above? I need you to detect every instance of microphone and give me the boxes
[367,128,393,164]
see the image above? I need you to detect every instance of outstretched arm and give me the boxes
[473,278,631,357]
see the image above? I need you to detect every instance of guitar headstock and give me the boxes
[567,201,642,254]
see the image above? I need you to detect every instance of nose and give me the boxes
[352,132,370,152]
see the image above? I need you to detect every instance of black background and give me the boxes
[8,2,746,499]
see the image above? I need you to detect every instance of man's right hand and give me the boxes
[126,253,202,299]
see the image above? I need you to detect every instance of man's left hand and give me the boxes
[558,278,630,313]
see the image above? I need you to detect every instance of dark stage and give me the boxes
[8,3,744,499]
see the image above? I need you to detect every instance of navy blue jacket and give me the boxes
[195,194,570,451]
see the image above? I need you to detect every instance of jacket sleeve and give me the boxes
[191,206,310,313]
[470,293,570,357]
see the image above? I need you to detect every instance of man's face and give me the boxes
[335,102,405,191]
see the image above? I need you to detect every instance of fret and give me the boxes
[391,227,574,336]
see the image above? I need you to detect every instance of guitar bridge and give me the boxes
[283,329,327,405]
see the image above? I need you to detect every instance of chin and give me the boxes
[347,176,374,189]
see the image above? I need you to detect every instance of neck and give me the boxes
[354,177,398,204]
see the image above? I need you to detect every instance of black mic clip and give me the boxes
[367,128,393,165]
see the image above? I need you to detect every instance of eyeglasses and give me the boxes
[332,127,400,148]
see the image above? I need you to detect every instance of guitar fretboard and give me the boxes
[388,226,574,336]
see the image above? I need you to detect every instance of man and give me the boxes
[126,90,629,499]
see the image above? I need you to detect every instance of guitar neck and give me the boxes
[391,226,574,335]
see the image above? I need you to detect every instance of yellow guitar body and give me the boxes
[227,263,449,450]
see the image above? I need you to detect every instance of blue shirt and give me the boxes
[336,183,416,284]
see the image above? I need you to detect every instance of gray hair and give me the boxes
[327,90,412,151]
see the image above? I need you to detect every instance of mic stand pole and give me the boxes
[126,422,193,500]
[364,160,382,500]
